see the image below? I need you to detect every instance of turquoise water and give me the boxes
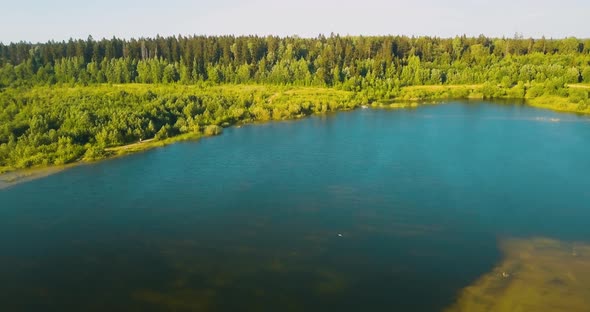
[1,102,590,311]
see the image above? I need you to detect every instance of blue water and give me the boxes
[1,102,590,311]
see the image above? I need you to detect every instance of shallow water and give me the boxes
[1,101,590,311]
[446,237,590,312]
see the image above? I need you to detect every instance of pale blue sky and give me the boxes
[0,0,588,43]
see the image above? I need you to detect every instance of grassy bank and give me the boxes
[527,96,590,114]
[371,84,590,115]
[105,133,202,156]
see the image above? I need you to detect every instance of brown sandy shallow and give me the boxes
[445,237,590,312]
[0,165,77,190]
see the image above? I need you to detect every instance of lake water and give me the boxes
[1,102,590,311]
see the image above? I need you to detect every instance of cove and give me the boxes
[1,101,590,312]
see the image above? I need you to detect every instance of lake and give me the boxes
[1,101,590,311]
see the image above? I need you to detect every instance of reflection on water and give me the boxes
[446,238,590,312]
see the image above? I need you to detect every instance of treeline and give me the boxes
[1,35,590,92]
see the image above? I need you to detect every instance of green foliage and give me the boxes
[155,124,173,140]
[0,35,589,89]
[203,125,223,136]
[83,143,108,161]
[568,88,589,103]
[582,67,590,83]
[506,82,526,98]
[0,84,356,169]
[1,34,589,171]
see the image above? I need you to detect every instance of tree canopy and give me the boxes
[1,35,589,90]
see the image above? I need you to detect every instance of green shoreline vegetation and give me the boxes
[1,35,590,181]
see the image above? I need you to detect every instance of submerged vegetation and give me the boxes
[445,238,590,312]
[1,35,590,171]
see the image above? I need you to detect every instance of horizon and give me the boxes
[1,33,588,45]
[1,0,589,44]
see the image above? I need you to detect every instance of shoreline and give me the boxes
[0,164,77,190]
[0,132,207,190]
[2,96,588,190]
[526,96,590,115]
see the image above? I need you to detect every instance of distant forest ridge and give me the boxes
[1,35,589,87]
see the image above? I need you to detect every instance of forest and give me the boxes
[1,35,590,171]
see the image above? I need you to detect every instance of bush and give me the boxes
[203,125,223,136]
[568,88,589,103]
[83,144,108,161]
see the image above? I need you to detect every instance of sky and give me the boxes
[0,0,588,43]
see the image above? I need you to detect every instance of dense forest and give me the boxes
[2,35,590,89]
[1,35,590,171]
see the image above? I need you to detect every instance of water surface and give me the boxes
[1,101,590,311]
